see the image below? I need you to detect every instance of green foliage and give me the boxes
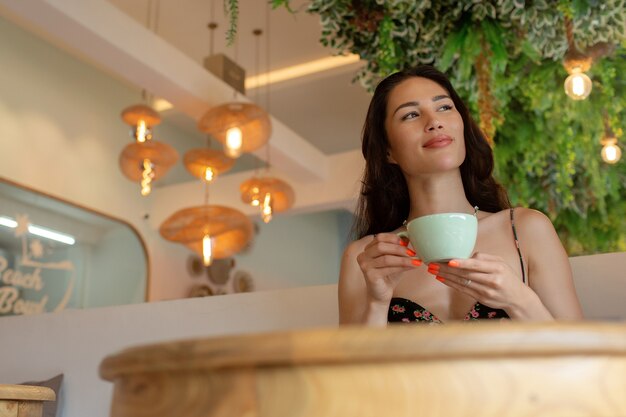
[262,0,626,254]
[224,0,239,46]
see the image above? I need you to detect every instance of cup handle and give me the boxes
[397,231,412,250]
[397,231,409,240]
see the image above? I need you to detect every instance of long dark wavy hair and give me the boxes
[353,65,510,239]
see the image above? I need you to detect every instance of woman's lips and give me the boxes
[423,136,453,148]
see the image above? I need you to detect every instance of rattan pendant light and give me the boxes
[240,176,295,223]
[197,102,271,159]
[119,140,178,196]
[183,137,235,182]
[196,23,271,158]
[160,203,253,266]
[121,103,161,142]
[239,24,295,223]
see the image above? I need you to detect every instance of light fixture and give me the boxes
[600,113,622,164]
[197,23,271,158]
[562,17,593,101]
[197,102,271,158]
[183,146,235,183]
[240,177,295,223]
[563,52,593,101]
[159,205,253,266]
[0,215,75,245]
[601,139,621,164]
[238,24,295,223]
[119,141,178,196]
[245,53,361,90]
[121,103,161,142]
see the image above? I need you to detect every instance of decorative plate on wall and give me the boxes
[207,258,235,285]
[233,270,254,293]
[188,284,213,298]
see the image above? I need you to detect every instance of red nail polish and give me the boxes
[436,276,445,282]
[411,259,422,266]
[399,239,408,247]
[406,249,416,257]
[448,260,460,267]
[428,263,440,272]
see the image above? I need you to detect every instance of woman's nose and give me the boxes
[424,116,443,131]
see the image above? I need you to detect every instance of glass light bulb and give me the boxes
[261,192,273,223]
[204,167,215,182]
[601,143,622,164]
[135,120,148,142]
[202,234,213,266]
[564,72,592,100]
[140,158,154,196]
[250,187,260,206]
[225,127,243,158]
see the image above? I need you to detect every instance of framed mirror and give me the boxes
[0,178,148,316]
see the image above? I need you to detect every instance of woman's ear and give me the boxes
[387,149,398,164]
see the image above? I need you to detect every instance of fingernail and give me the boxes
[406,249,416,257]
[411,259,422,266]
[399,239,408,247]
[448,260,460,267]
[428,263,440,272]
[436,276,445,282]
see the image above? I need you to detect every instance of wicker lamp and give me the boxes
[183,148,234,182]
[197,102,271,158]
[119,141,178,196]
[159,205,253,266]
[121,104,161,143]
[240,176,295,223]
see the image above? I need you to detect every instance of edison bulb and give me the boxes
[202,234,213,266]
[261,192,273,223]
[225,127,243,158]
[140,158,155,196]
[601,142,622,164]
[134,119,149,142]
[564,72,592,100]
[204,167,215,182]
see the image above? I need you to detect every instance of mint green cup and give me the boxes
[397,213,477,264]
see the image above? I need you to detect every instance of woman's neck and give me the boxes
[405,170,474,222]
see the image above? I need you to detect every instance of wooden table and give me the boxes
[100,322,626,417]
[0,385,55,417]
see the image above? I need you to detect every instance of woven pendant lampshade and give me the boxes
[160,205,254,260]
[240,176,295,223]
[119,141,178,196]
[197,102,271,158]
[121,104,162,142]
[183,148,235,182]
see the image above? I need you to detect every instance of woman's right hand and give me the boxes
[356,233,422,304]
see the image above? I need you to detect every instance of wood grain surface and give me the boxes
[100,322,626,417]
[0,385,55,417]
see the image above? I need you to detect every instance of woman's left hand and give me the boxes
[429,252,532,314]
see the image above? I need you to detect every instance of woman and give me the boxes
[339,65,583,325]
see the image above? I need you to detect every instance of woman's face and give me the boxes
[384,76,465,177]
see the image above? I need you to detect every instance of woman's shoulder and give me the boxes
[510,207,554,230]
[343,234,374,259]
[480,207,555,235]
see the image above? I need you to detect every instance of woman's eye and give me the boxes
[438,104,453,111]
[401,111,418,120]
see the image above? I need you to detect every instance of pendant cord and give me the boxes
[265,3,271,172]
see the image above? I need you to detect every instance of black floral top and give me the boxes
[388,297,509,324]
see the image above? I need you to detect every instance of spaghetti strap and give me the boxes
[510,208,527,284]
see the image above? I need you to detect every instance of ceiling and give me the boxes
[108,0,372,156]
[0,0,369,218]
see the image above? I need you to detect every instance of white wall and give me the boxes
[0,284,339,417]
